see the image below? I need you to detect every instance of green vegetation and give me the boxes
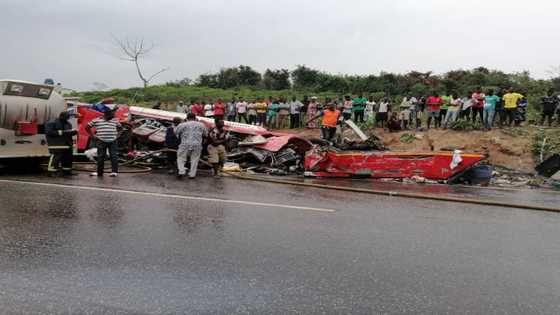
[449,119,483,131]
[532,128,560,160]
[76,85,324,105]
[400,133,416,143]
[75,65,556,108]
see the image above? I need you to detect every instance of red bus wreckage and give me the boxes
[0,80,487,182]
[304,149,485,180]
[74,104,485,181]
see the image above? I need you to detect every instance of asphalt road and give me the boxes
[1,172,560,314]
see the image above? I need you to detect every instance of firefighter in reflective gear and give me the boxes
[45,111,77,176]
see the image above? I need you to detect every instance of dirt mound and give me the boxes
[283,127,536,172]
[379,129,535,172]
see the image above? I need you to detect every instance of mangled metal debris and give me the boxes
[74,103,487,182]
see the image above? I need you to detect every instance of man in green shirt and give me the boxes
[352,94,368,123]
[483,89,500,130]
[439,95,451,127]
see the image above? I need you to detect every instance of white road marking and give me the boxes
[0,179,336,213]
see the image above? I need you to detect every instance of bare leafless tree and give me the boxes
[112,35,169,88]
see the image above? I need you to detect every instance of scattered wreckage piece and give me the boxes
[344,119,368,141]
[535,154,560,178]
[303,147,486,180]
[238,135,268,146]
[448,165,493,185]
[129,106,270,135]
[228,134,312,174]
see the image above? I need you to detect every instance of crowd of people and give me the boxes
[170,88,558,134]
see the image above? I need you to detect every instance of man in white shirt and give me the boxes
[365,97,376,122]
[235,97,248,124]
[289,96,303,128]
[176,101,186,113]
[375,98,390,128]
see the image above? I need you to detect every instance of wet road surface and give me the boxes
[1,173,560,314]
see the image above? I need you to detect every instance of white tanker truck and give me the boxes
[0,80,68,160]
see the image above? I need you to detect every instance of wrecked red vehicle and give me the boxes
[76,103,485,181]
[77,104,312,157]
[304,148,486,180]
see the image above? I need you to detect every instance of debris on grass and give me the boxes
[400,133,416,143]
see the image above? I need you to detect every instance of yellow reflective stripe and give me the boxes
[48,146,70,149]
[47,155,58,172]
[62,168,72,171]
[58,130,63,136]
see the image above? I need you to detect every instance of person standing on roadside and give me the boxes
[352,94,367,123]
[176,101,186,114]
[540,89,559,127]
[165,117,183,174]
[398,98,411,129]
[409,95,420,129]
[203,100,214,118]
[461,94,474,120]
[439,94,451,127]
[442,93,462,129]
[213,98,225,121]
[208,119,229,177]
[365,96,376,122]
[191,100,203,117]
[483,89,500,130]
[255,98,268,127]
[226,98,237,122]
[236,97,248,123]
[267,99,279,129]
[375,97,390,128]
[502,88,524,127]
[306,97,319,128]
[289,96,303,129]
[175,113,207,179]
[86,109,122,177]
[342,95,353,121]
[307,102,341,142]
[426,93,443,129]
[471,88,485,124]
[277,98,290,129]
[45,111,77,177]
[247,99,258,125]
[301,96,309,128]
[494,91,505,127]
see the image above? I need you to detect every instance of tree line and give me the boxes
[166,65,557,97]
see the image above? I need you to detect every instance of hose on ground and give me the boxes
[41,149,172,174]
[219,166,560,213]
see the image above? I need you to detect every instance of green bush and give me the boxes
[450,119,483,131]
[532,129,560,160]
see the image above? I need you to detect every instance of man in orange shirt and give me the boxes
[308,101,341,142]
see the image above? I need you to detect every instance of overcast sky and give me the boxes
[1,0,559,91]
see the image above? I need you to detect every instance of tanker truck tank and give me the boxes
[0,80,68,159]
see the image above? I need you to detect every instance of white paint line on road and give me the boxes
[0,179,336,213]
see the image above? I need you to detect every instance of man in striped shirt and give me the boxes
[86,109,122,177]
